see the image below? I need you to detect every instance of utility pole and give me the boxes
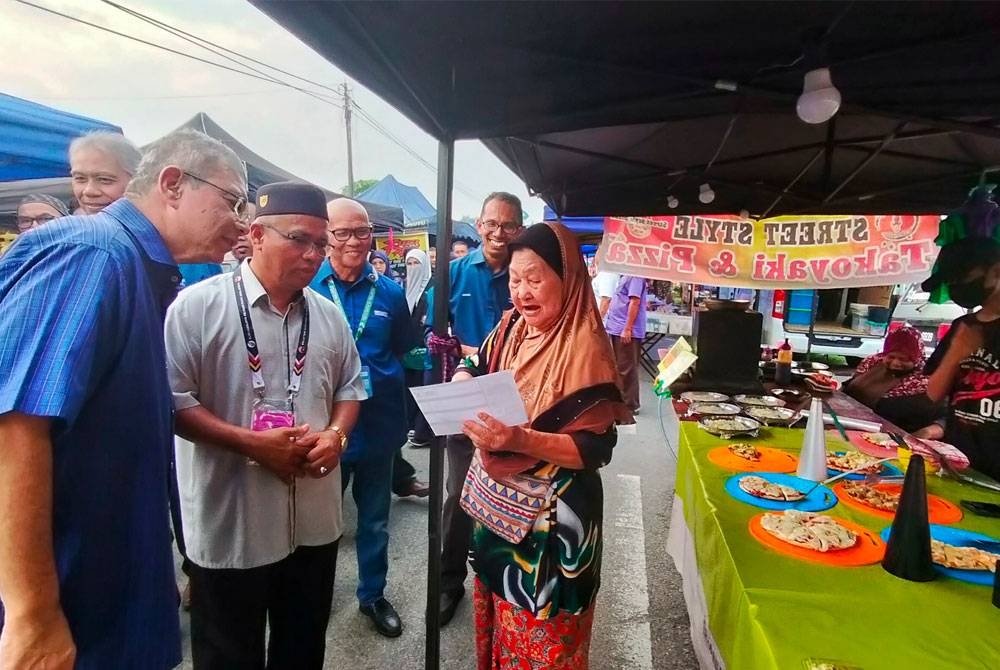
[342,82,355,196]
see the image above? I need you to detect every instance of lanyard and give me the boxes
[233,271,310,398]
[325,277,377,342]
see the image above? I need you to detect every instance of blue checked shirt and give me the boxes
[0,199,182,669]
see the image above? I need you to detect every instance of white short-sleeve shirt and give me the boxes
[165,261,367,569]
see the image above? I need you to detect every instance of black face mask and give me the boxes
[949,277,989,309]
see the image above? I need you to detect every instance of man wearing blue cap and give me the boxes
[166,182,366,669]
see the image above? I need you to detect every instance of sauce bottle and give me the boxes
[775,338,793,385]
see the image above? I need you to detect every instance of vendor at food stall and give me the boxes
[923,237,1000,480]
[843,325,945,433]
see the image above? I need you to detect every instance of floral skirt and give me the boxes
[473,578,595,670]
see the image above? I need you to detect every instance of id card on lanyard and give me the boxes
[233,271,310,425]
[326,277,376,397]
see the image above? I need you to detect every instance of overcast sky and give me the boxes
[2,0,547,221]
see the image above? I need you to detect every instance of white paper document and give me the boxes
[409,370,530,436]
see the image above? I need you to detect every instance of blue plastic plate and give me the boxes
[879,524,1000,586]
[725,472,837,512]
[827,452,903,480]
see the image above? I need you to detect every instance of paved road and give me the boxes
[177,383,696,669]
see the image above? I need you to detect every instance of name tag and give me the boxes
[360,365,374,397]
[374,309,390,318]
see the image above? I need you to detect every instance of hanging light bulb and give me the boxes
[698,183,715,204]
[667,195,679,209]
[797,67,841,124]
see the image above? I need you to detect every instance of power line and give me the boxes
[17,0,484,202]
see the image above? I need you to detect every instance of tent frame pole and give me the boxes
[425,138,454,670]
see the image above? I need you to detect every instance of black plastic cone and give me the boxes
[882,455,936,582]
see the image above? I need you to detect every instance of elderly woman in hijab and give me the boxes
[455,222,631,669]
[16,193,70,233]
[844,325,944,433]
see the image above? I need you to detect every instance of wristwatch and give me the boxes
[327,425,348,450]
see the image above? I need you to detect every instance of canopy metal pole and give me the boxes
[425,138,454,670]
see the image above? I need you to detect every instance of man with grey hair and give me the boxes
[69,130,142,215]
[0,128,247,670]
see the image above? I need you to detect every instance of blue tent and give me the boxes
[0,93,121,182]
[542,205,605,235]
[358,174,480,242]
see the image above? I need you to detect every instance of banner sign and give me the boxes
[375,232,429,278]
[596,214,941,288]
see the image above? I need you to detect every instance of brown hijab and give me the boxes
[483,222,631,475]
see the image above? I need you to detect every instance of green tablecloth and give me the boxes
[675,423,1000,670]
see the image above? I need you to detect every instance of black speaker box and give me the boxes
[690,308,764,394]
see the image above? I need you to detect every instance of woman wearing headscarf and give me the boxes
[455,222,631,669]
[844,325,944,433]
[403,248,433,446]
[16,193,70,232]
[370,249,403,287]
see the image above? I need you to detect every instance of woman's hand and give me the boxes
[462,412,525,453]
[452,370,474,383]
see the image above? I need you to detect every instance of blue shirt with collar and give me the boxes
[178,262,223,287]
[426,247,513,348]
[310,260,417,461]
[0,199,182,669]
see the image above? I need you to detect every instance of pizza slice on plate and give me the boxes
[827,451,881,473]
[931,539,1000,571]
[760,510,858,552]
[739,475,805,501]
[728,443,761,462]
[861,432,895,449]
[842,482,899,511]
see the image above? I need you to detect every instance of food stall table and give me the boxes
[667,419,1000,670]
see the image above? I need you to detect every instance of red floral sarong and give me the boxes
[473,578,595,670]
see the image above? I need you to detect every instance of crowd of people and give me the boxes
[0,128,633,670]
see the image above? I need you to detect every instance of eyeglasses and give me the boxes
[481,219,522,235]
[260,223,328,256]
[16,214,57,231]
[183,171,249,221]
[328,226,373,242]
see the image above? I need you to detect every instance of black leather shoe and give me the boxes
[359,597,402,638]
[395,479,430,498]
[439,587,464,627]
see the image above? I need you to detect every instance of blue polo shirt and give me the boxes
[178,262,222,287]
[427,247,513,348]
[310,261,417,461]
[0,199,182,669]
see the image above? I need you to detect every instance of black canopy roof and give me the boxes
[253,0,1000,215]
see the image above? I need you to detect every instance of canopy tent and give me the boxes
[357,174,480,242]
[1,111,404,232]
[542,205,605,235]
[254,1,1000,217]
[168,113,403,230]
[0,92,121,182]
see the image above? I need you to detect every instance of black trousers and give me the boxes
[188,541,339,670]
[440,434,475,594]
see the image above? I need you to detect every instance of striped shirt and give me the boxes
[0,199,182,669]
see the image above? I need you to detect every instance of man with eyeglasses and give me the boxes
[165,182,365,669]
[309,198,420,638]
[0,128,247,670]
[429,191,524,626]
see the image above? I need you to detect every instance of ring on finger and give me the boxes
[320,466,329,475]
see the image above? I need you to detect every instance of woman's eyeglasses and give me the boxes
[329,226,374,242]
[183,171,250,221]
[17,214,57,231]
